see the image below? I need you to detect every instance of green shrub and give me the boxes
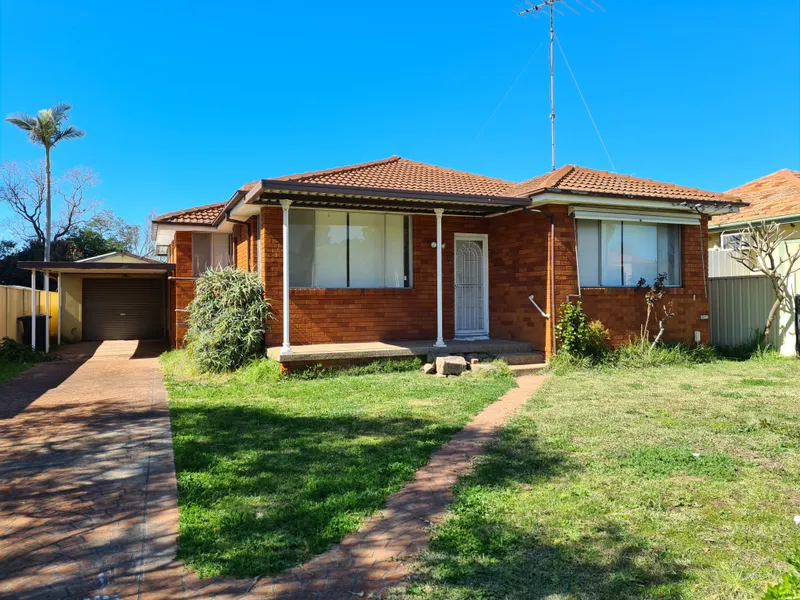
[763,552,800,599]
[0,337,50,364]
[586,320,611,358]
[716,329,773,360]
[186,267,272,373]
[612,340,717,368]
[554,301,591,356]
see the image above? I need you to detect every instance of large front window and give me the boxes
[192,232,230,276]
[577,219,681,287]
[289,210,412,288]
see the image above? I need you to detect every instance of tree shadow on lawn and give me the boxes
[402,418,688,599]
[170,402,470,578]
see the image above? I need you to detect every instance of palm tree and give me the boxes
[5,102,85,261]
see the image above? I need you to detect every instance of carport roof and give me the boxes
[18,261,175,275]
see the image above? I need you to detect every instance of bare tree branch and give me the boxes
[729,221,800,345]
[0,161,99,245]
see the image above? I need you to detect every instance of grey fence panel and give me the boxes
[709,276,780,348]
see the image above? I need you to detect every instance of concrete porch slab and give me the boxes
[267,339,538,363]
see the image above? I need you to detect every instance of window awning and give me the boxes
[569,207,701,225]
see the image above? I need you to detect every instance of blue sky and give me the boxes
[1,0,798,232]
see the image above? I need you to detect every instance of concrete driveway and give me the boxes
[0,341,182,600]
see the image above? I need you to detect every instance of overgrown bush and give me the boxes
[0,337,50,364]
[550,339,718,374]
[586,320,611,358]
[186,267,272,373]
[554,301,590,356]
[763,552,800,599]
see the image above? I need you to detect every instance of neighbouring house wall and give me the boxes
[487,209,550,353]
[547,204,711,349]
[60,274,82,342]
[262,207,489,346]
[169,231,194,346]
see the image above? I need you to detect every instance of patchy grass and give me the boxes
[400,357,800,600]
[160,350,516,578]
[0,362,31,383]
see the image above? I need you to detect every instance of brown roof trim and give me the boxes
[18,261,175,272]
[253,179,531,205]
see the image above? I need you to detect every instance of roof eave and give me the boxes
[709,212,800,230]
[529,188,746,212]
[249,179,530,205]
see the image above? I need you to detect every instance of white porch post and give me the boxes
[280,199,293,354]
[434,208,446,348]
[44,271,50,353]
[57,272,62,346]
[30,269,36,351]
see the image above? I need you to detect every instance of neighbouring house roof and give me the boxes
[153,201,227,226]
[710,169,800,229]
[155,157,745,230]
[75,251,162,264]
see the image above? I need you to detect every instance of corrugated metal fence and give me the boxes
[709,276,781,349]
[0,285,59,343]
[708,249,796,354]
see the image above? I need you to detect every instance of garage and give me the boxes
[83,278,165,341]
[18,252,175,345]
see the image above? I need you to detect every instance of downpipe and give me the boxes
[524,207,557,354]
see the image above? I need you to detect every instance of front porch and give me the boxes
[267,338,544,366]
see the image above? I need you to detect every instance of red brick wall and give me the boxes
[546,204,711,350]
[168,204,711,352]
[488,210,550,352]
[168,231,194,347]
[263,207,489,346]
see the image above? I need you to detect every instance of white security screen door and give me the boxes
[454,235,489,339]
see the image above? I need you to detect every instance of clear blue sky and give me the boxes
[1,0,798,231]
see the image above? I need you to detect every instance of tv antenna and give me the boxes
[516,0,604,171]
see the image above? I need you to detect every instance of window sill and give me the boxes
[579,286,684,295]
[290,287,415,294]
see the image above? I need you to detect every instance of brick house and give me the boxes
[152,157,745,364]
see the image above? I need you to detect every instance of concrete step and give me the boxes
[497,351,546,365]
[509,363,548,376]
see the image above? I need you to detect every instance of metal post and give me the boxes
[44,270,50,353]
[280,199,293,354]
[57,272,62,346]
[549,4,556,171]
[434,208,446,348]
[30,269,36,351]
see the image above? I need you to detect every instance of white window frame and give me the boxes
[287,208,413,289]
[192,232,231,277]
[721,231,748,251]
[575,218,683,288]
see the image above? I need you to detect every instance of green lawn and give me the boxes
[399,358,800,600]
[0,362,31,383]
[161,351,516,578]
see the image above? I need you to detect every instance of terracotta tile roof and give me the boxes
[159,159,741,227]
[153,201,226,226]
[272,156,515,197]
[711,169,800,227]
[508,165,739,203]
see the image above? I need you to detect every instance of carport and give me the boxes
[19,254,175,349]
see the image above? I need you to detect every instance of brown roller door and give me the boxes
[82,278,165,341]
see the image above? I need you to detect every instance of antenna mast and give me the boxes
[516,0,604,171]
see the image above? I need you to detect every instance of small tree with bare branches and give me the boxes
[0,161,99,249]
[729,221,800,346]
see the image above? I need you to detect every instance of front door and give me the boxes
[454,234,489,339]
